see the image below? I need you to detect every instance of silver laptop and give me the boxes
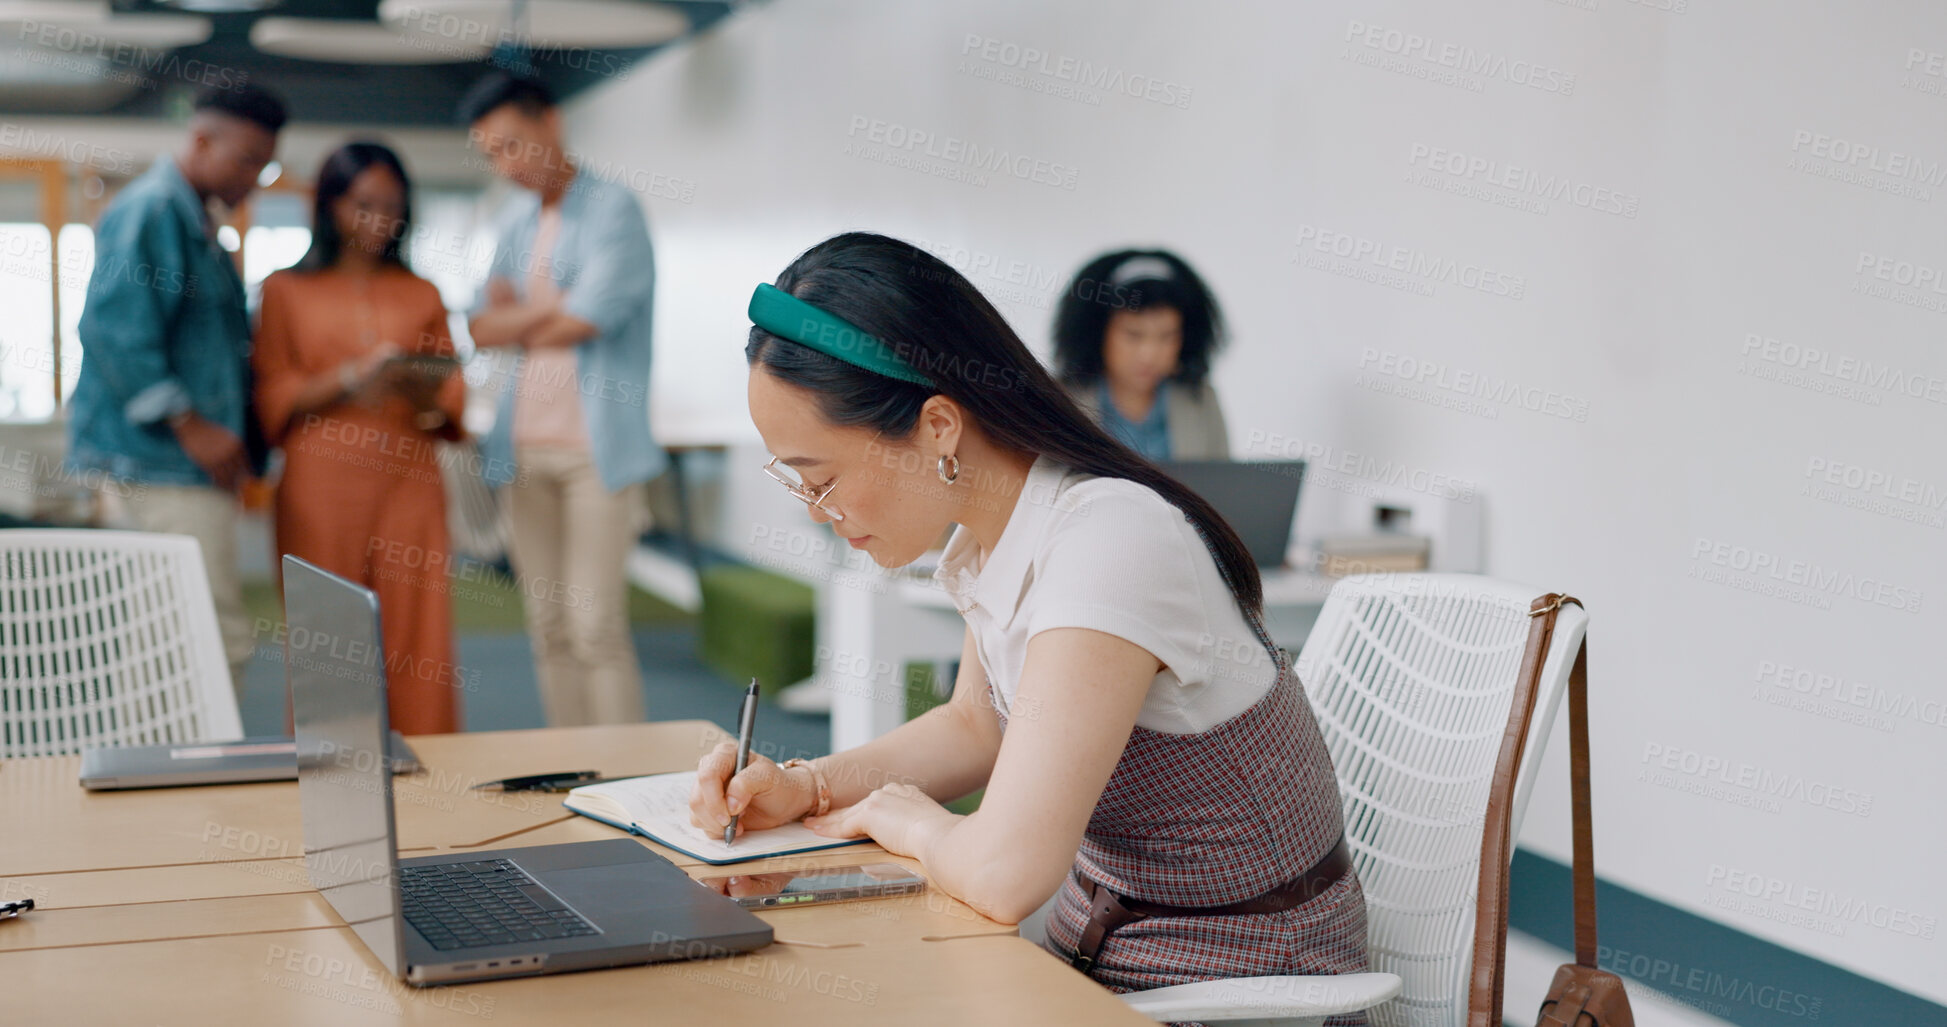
[80,731,419,790]
[283,555,772,986]
[1162,460,1306,567]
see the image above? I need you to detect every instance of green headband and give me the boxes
[748,283,933,388]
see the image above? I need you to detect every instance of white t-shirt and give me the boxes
[934,455,1278,734]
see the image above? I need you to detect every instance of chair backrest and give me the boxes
[1294,573,1587,1027]
[0,529,244,758]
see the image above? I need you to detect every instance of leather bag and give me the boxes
[1468,594,1634,1027]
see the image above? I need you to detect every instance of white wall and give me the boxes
[565,0,1947,1002]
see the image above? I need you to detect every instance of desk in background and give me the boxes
[821,565,1339,751]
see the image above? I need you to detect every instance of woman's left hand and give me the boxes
[804,782,959,860]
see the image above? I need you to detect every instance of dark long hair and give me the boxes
[294,141,412,272]
[1051,248,1227,387]
[746,232,1261,613]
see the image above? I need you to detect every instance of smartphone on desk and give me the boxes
[698,863,927,910]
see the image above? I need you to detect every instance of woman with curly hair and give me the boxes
[1052,249,1230,461]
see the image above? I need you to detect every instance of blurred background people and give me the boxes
[253,141,466,735]
[460,73,666,727]
[66,84,287,695]
[1052,249,1230,462]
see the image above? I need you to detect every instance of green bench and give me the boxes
[697,565,816,698]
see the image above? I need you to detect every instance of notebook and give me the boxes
[563,771,870,865]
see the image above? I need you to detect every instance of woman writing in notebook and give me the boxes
[689,233,1367,1021]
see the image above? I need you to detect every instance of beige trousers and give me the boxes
[102,484,253,699]
[502,447,647,726]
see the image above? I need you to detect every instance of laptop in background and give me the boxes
[283,555,772,986]
[79,731,418,790]
[1161,460,1306,567]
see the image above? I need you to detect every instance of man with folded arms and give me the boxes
[461,73,666,726]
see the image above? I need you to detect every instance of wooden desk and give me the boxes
[0,927,1135,1026]
[0,722,726,877]
[0,722,1148,1025]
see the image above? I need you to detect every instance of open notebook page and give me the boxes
[562,770,866,864]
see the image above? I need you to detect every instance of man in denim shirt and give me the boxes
[67,84,286,696]
[461,74,666,726]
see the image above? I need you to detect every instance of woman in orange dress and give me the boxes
[254,141,466,734]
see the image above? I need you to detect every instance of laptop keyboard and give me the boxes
[401,859,600,951]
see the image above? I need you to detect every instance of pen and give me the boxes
[470,770,600,792]
[468,770,652,792]
[726,678,760,846]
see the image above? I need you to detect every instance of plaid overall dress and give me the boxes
[997,525,1371,1027]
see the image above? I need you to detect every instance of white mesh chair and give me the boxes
[1,529,244,758]
[1121,573,1585,1026]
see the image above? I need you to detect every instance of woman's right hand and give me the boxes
[340,342,402,403]
[688,741,816,840]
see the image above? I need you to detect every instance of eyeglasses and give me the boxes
[763,456,845,522]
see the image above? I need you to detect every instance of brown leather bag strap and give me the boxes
[1467,593,1586,1027]
[1565,615,1596,968]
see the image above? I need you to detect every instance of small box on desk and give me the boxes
[1316,534,1432,578]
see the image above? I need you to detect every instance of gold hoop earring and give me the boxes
[936,454,960,485]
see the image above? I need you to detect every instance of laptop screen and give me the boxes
[283,555,405,976]
[1160,460,1306,567]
